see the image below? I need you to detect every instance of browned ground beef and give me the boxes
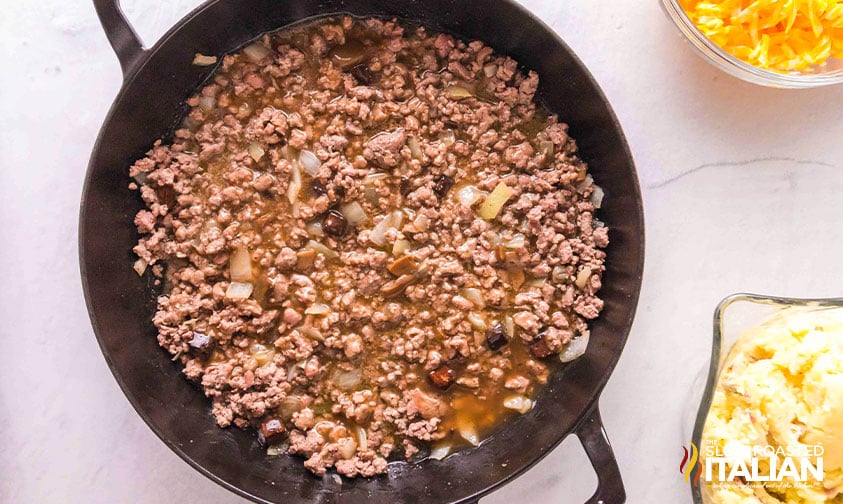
[129,16,608,477]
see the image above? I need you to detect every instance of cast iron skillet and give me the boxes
[80,0,645,502]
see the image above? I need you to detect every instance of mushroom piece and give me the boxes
[428,364,456,390]
[322,209,348,237]
[387,256,419,276]
[381,274,415,297]
[485,322,509,351]
[432,174,454,198]
[258,418,287,446]
[529,338,554,359]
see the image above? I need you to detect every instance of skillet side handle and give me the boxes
[576,404,626,504]
[93,0,145,78]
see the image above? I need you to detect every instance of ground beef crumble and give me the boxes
[129,16,607,478]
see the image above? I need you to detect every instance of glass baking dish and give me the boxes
[687,293,843,503]
[660,0,843,88]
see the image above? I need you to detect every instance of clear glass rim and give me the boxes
[690,293,843,502]
[661,0,843,88]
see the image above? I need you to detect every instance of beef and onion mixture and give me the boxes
[129,16,608,478]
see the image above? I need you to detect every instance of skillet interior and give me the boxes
[80,0,644,502]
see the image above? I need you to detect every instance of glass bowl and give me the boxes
[660,0,843,88]
[688,293,843,503]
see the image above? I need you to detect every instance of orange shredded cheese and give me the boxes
[680,0,843,71]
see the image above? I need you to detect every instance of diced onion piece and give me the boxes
[363,186,380,205]
[369,213,394,247]
[447,293,471,306]
[188,332,210,348]
[483,63,498,77]
[591,184,604,209]
[391,210,404,229]
[461,288,484,308]
[250,343,275,366]
[577,174,594,193]
[180,116,199,131]
[243,43,271,62]
[313,420,337,436]
[559,333,590,363]
[575,267,592,289]
[457,185,484,207]
[132,172,149,185]
[416,259,431,276]
[333,367,362,390]
[446,86,473,99]
[487,232,502,248]
[551,265,567,282]
[539,140,555,158]
[355,426,368,451]
[508,263,525,290]
[340,201,368,226]
[363,173,389,184]
[369,210,404,247]
[525,276,547,288]
[226,282,254,300]
[248,142,265,162]
[305,221,324,237]
[458,421,480,446]
[133,258,148,276]
[503,315,515,338]
[412,213,430,232]
[198,96,216,113]
[287,163,302,204]
[503,395,533,414]
[504,233,525,249]
[338,437,357,459]
[408,136,423,160]
[439,129,456,145]
[478,182,515,220]
[298,149,320,176]
[305,240,338,259]
[254,350,275,366]
[192,53,217,66]
[305,303,331,315]
[301,326,324,341]
[266,442,289,456]
[229,246,253,282]
[278,395,303,420]
[593,218,606,229]
[392,239,410,256]
[428,443,451,460]
[467,312,488,331]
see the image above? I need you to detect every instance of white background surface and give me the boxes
[2,0,842,502]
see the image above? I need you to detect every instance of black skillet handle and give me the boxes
[465,403,625,504]
[575,403,626,504]
[93,0,146,78]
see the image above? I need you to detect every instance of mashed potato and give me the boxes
[701,306,843,503]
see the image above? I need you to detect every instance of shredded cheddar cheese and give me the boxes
[680,0,843,72]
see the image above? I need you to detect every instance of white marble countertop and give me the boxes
[2,0,842,502]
